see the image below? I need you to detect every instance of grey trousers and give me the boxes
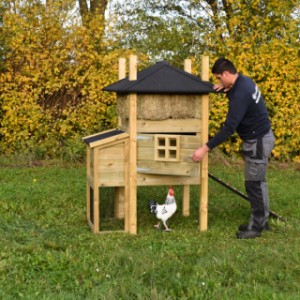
[242,130,275,231]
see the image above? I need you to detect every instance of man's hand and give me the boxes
[213,83,231,92]
[192,144,210,162]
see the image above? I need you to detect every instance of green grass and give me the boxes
[0,156,299,300]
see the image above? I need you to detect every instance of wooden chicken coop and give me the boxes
[83,55,215,234]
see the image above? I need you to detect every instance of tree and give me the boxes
[107,0,213,65]
[0,0,118,159]
[108,0,300,161]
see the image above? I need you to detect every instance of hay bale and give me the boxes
[117,94,201,121]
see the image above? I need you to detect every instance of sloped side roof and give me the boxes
[103,60,216,94]
[83,129,128,148]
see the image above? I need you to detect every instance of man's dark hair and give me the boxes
[212,57,237,75]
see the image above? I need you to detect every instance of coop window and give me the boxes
[154,135,180,162]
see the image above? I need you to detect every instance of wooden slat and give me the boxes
[138,146,200,162]
[137,161,199,177]
[137,173,200,186]
[97,142,126,187]
[137,119,201,133]
[98,180,126,187]
[98,145,125,161]
[99,160,125,172]
[98,171,125,185]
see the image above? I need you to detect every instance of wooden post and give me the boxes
[124,138,130,232]
[129,55,137,81]
[183,59,192,216]
[200,55,209,231]
[93,149,100,233]
[114,187,125,219]
[128,54,137,234]
[115,57,127,220]
[183,185,190,216]
[86,147,91,226]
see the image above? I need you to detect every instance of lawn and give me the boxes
[0,155,299,300]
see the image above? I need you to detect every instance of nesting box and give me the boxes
[83,55,215,234]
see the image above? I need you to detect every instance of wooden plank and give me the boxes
[98,160,125,172]
[98,171,125,184]
[137,161,199,177]
[138,147,200,162]
[137,173,200,186]
[137,119,201,133]
[98,180,126,187]
[98,165,124,178]
[97,142,126,187]
[98,145,126,161]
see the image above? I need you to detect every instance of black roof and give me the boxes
[83,129,125,145]
[103,60,216,95]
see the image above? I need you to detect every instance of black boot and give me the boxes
[238,222,270,232]
[236,230,261,239]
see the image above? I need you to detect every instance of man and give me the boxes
[192,57,275,239]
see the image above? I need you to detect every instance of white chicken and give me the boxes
[148,187,177,231]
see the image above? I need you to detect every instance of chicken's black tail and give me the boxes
[148,200,157,214]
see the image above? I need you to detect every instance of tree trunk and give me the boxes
[78,0,89,19]
[78,0,108,20]
[90,0,108,14]
[205,0,225,43]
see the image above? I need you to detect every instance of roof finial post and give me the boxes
[118,58,126,80]
[201,55,209,81]
[184,59,192,74]
[129,55,137,81]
